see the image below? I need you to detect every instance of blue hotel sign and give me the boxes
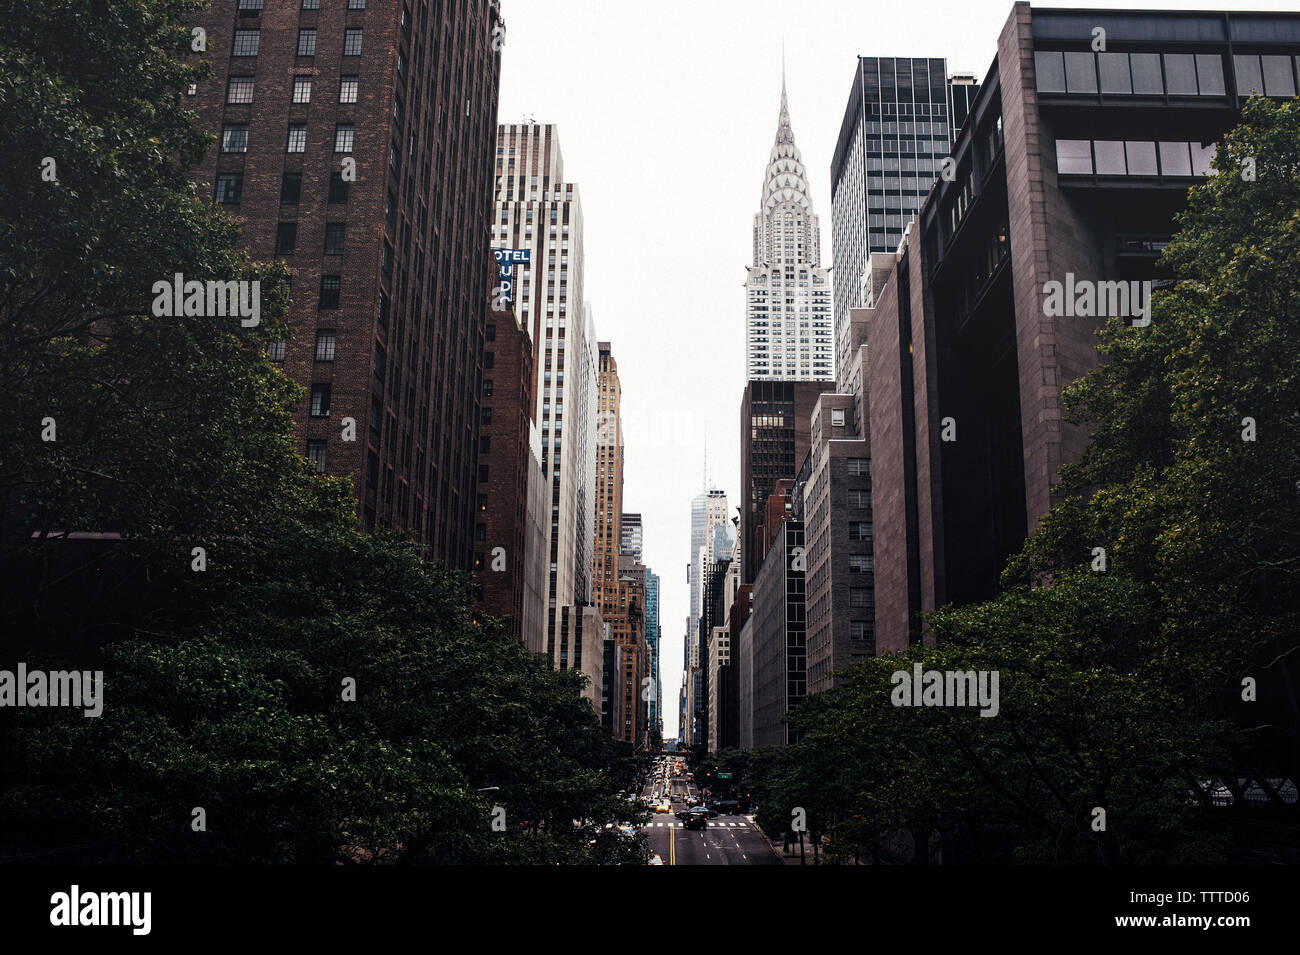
[493,248,530,305]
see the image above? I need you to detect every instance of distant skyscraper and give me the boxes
[646,570,661,737]
[830,57,966,388]
[492,123,600,681]
[745,76,833,381]
[620,513,643,563]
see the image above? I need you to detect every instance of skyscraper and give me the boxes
[189,0,503,569]
[620,513,643,563]
[745,77,833,381]
[492,123,601,679]
[830,57,964,390]
[645,570,661,738]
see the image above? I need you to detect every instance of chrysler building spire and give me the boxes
[745,74,833,381]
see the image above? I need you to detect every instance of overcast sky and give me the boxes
[496,0,1297,739]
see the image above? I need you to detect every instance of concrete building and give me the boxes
[745,76,833,381]
[554,604,606,714]
[620,513,643,563]
[857,3,1300,650]
[593,343,625,626]
[492,123,602,671]
[190,0,503,568]
[749,516,807,747]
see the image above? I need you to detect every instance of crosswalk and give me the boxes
[643,821,750,829]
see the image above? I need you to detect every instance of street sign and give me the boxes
[717,772,733,780]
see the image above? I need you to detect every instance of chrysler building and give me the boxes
[745,76,833,381]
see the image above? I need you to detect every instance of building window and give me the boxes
[849,555,874,574]
[1033,51,1065,93]
[267,340,286,362]
[482,407,493,426]
[475,523,487,542]
[483,379,494,397]
[323,223,346,255]
[850,621,873,642]
[1162,53,1198,96]
[226,76,254,104]
[849,521,873,542]
[297,29,317,57]
[480,435,491,454]
[238,0,264,10]
[280,173,302,203]
[1129,53,1163,94]
[847,458,870,476]
[328,172,349,203]
[215,174,243,204]
[292,76,312,104]
[339,76,359,103]
[302,0,320,8]
[286,124,307,153]
[343,29,363,56]
[319,275,341,309]
[315,329,336,362]
[850,489,870,509]
[484,351,495,369]
[831,408,845,427]
[1055,139,1093,175]
[850,588,873,609]
[333,124,355,153]
[274,222,297,255]
[485,324,497,342]
[220,124,248,153]
[347,0,366,8]
[232,30,260,56]
[309,383,332,417]
[306,439,327,473]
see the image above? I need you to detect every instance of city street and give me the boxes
[640,759,780,865]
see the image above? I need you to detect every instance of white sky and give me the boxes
[496,0,1298,739]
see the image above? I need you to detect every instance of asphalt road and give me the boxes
[640,761,780,865]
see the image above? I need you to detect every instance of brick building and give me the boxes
[188,0,503,571]
[473,265,542,643]
[858,2,1300,651]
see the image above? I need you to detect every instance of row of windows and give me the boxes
[232,27,363,58]
[1056,139,1216,178]
[222,123,356,154]
[1036,50,1300,100]
[241,0,368,9]
[227,74,359,105]
[273,221,347,256]
[215,170,351,205]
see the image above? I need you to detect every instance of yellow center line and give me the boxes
[670,821,676,865]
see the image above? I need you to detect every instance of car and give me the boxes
[704,805,719,818]
[647,853,665,865]
[674,808,691,821]
[654,801,672,814]
[683,809,709,831]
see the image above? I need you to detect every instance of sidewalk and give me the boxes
[751,818,830,866]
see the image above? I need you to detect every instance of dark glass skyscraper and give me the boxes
[830,57,963,384]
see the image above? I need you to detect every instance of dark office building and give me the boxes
[748,518,807,748]
[187,0,503,571]
[830,57,971,386]
[860,2,1300,651]
[740,380,822,584]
